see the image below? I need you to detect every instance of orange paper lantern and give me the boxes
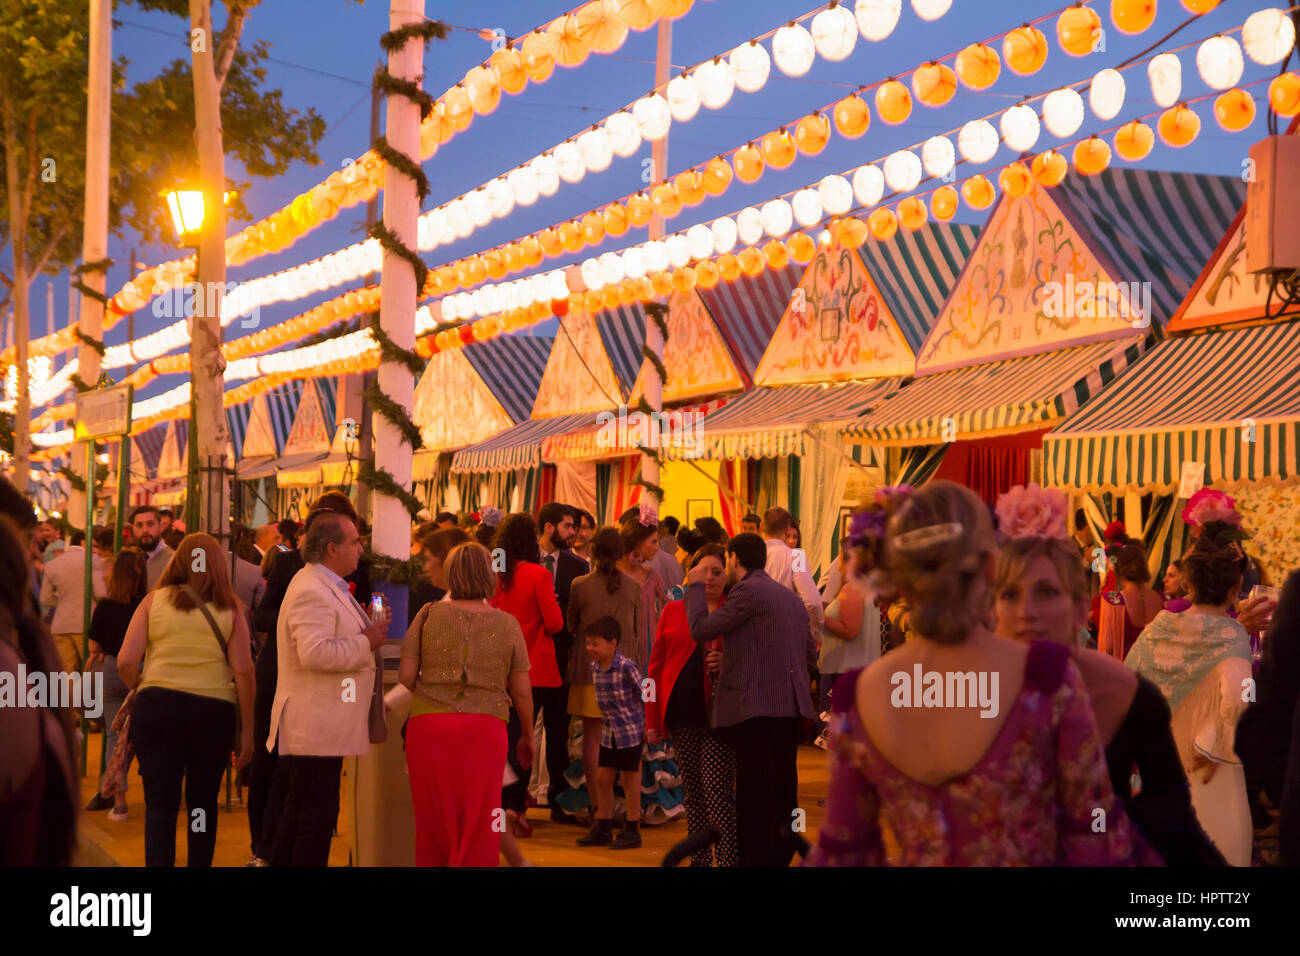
[898,196,928,231]
[602,287,621,310]
[1111,0,1157,35]
[734,144,764,183]
[603,203,630,236]
[444,86,473,132]
[763,240,790,270]
[674,170,706,205]
[787,233,816,263]
[501,244,521,272]
[547,14,591,68]
[761,130,797,168]
[739,246,765,277]
[835,218,868,247]
[794,114,831,155]
[1003,26,1048,75]
[1180,0,1219,13]
[833,95,871,138]
[931,185,959,220]
[695,259,720,288]
[465,66,501,115]
[652,182,682,218]
[583,290,604,313]
[999,162,1033,198]
[1158,105,1201,147]
[1114,120,1155,160]
[520,236,544,267]
[618,0,657,30]
[651,271,674,296]
[876,80,913,124]
[1073,137,1112,175]
[521,30,557,82]
[702,157,734,195]
[913,62,958,107]
[955,43,1000,89]
[1057,6,1102,56]
[490,47,529,95]
[627,193,653,226]
[539,228,564,257]
[868,207,898,241]
[558,221,583,251]
[1214,88,1255,132]
[1270,72,1300,116]
[484,251,507,280]
[672,267,697,292]
[962,174,996,208]
[582,211,606,245]
[717,253,741,282]
[1031,150,1068,187]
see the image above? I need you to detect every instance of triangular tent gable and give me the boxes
[532,311,625,417]
[630,289,745,402]
[158,419,188,478]
[131,423,168,480]
[241,392,279,459]
[414,347,516,451]
[282,380,332,455]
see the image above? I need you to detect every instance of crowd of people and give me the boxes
[3,471,1299,869]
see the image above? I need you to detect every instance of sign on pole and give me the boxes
[75,381,133,441]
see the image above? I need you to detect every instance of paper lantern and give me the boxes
[501,243,522,272]
[913,62,957,106]
[956,43,1000,89]
[601,287,621,310]
[577,127,613,173]
[674,170,705,206]
[833,94,871,138]
[962,174,995,208]
[999,162,1033,198]
[958,118,998,162]
[695,259,720,288]
[1111,0,1156,35]
[868,207,898,240]
[485,177,515,219]
[739,246,765,277]
[730,40,771,93]
[711,216,738,254]
[734,143,764,183]
[491,47,529,95]
[507,166,540,206]
[1158,104,1201,146]
[531,155,559,197]
[795,113,831,155]
[853,164,885,206]
[617,0,657,30]
[465,65,501,115]
[717,253,741,282]
[522,30,557,82]
[693,59,735,110]
[856,0,901,40]
[1269,72,1300,116]
[559,220,584,251]
[1214,88,1256,131]
[759,198,792,237]
[836,217,869,247]
[667,73,701,123]
[521,236,544,266]
[1073,137,1111,175]
[539,228,564,257]
[761,130,797,168]
[686,224,714,260]
[898,196,927,231]
[1043,88,1085,138]
[627,193,653,227]
[773,23,816,77]
[1004,26,1048,76]
[644,239,669,272]
[1243,9,1295,65]
[787,232,817,262]
[1181,0,1219,13]
[652,182,682,218]
[762,240,790,270]
[632,93,671,140]
[576,0,628,53]
[1089,68,1126,120]
[663,233,688,268]
[912,0,951,20]
[819,174,854,215]
[1197,36,1244,91]
[737,206,764,246]
[921,135,955,179]
[876,80,913,124]
[622,247,648,280]
[598,251,626,287]
[581,212,606,246]
[553,141,585,185]
[703,157,733,195]
[548,14,590,68]
[1058,5,1102,55]
[672,267,698,292]
[812,5,858,61]
[444,86,473,132]
[791,189,822,228]
[660,0,694,19]
[931,185,959,220]
[605,111,642,157]
[884,150,922,192]
[1031,149,1069,187]
[1001,104,1040,152]
[1114,119,1155,160]
[466,189,491,228]
[651,271,674,296]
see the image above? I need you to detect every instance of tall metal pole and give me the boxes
[640,19,671,513]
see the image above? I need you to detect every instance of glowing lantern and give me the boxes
[819,174,854,215]
[1043,88,1085,137]
[868,207,898,240]
[675,170,705,205]
[605,111,642,157]
[559,220,584,251]
[1058,6,1101,55]
[576,0,628,53]
[760,241,789,270]
[673,267,697,292]
[795,113,831,154]
[1214,88,1255,131]
[734,143,764,183]
[1243,9,1295,65]
[644,239,669,272]
[833,94,871,138]
[1158,104,1201,146]
[922,135,955,179]
[491,47,529,94]
[999,162,1033,198]
[791,189,822,228]
[956,43,1000,89]
[547,14,590,68]
[703,157,733,195]
[958,118,999,162]
[484,251,507,280]
[737,207,764,245]
[931,185,959,220]
[884,150,922,191]
[739,247,765,277]
[651,271,674,296]
[717,254,741,282]
[632,93,671,140]
[577,127,613,173]
[853,164,885,206]
[521,236,544,266]
[693,59,735,110]
[812,5,858,61]
[1114,120,1155,160]
[787,232,817,262]
[465,66,500,115]
[1073,137,1112,175]
[836,217,869,247]
[686,224,714,260]
[1111,0,1157,35]
[617,0,657,30]
[667,73,700,123]
[531,155,559,197]
[539,228,564,257]
[876,80,913,124]
[730,41,771,93]
[898,196,927,230]
[601,287,621,310]
[660,0,693,19]
[773,23,816,77]
[1001,104,1040,152]
[598,251,625,287]
[508,166,540,206]
[695,259,720,288]
[962,174,996,208]
[712,216,738,254]
[912,0,952,20]
[761,130,797,168]
[522,30,557,82]
[1090,68,1126,120]
[1197,36,1244,91]
[553,142,585,184]
[1032,149,1069,187]
[856,0,902,41]
[913,62,957,106]
[581,212,606,246]
[1269,72,1300,116]
[1181,0,1219,13]
[1004,26,1048,75]
[444,86,473,132]
[622,247,647,280]
[652,183,682,218]
[485,177,515,219]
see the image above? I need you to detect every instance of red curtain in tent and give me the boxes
[536,465,557,513]
[717,460,744,536]
[930,429,1050,505]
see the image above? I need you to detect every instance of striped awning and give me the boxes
[1044,321,1300,494]
[265,381,303,452]
[461,334,553,424]
[845,337,1150,446]
[541,398,730,462]
[695,264,802,377]
[593,303,648,396]
[131,423,168,479]
[661,380,900,461]
[451,413,591,473]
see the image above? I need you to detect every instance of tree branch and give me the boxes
[29,223,69,280]
[0,271,12,290]
[213,3,250,90]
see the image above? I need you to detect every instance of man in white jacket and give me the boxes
[762,507,824,648]
[39,530,107,674]
[267,512,389,866]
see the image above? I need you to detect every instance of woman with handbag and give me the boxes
[118,533,256,867]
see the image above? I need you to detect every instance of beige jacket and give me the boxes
[39,546,107,635]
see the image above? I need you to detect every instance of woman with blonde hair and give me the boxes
[118,533,256,867]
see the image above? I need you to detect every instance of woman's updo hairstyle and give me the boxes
[1111,540,1151,585]
[1183,541,1246,608]
[875,481,995,646]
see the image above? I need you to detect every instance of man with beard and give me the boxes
[131,506,175,589]
[536,502,589,822]
[570,509,595,562]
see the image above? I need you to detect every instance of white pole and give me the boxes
[641,18,671,512]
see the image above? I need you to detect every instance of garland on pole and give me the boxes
[369,320,425,377]
[629,302,670,502]
[361,549,426,587]
[363,380,423,451]
[71,257,114,309]
[368,221,429,295]
[358,458,423,520]
[373,134,430,204]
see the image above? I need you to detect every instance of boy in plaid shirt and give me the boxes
[576,615,644,850]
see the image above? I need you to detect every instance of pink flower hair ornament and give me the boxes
[1181,488,1241,528]
[995,484,1070,541]
[638,500,658,528]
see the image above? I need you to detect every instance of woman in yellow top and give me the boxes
[400,542,534,867]
[119,533,255,867]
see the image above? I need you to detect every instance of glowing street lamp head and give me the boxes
[163,188,233,244]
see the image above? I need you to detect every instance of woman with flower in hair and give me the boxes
[993,485,1223,866]
[808,481,1144,866]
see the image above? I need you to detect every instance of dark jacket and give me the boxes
[254,548,372,641]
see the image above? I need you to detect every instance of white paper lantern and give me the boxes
[667,73,701,122]
[581,257,603,290]
[604,111,642,157]
[761,198,793,237]
[692,59,735,110]
[1197,36,1244,91]
[1042,88,1085,138]
[667,232,693,267]
[855,0,901,41]
[622,247,648,280]
[599,252,625,287]
[1243,9,1296,65]
[530,155,559,197]
[921,135,955,179]
[852,164,885,206]
[466,189,491,227]
[818,174,853,215]
[737,206,764,246]
[507,166,539,206]
[883,149,922,192]
[447,197,471,235]
[644,239,669,272]
[548,270,570,300]
[711,216,738,254]
[1000,104,1040,153]
[729,41,771,93]
[442,295,460,321]
[577,127,613,173]
[958,119,998,163]
[479,286,498,315]
[1148,53,1182,108]
[772,23,816,77]
[632,93,671,140]
[912,0,951,20]
[485,178,514,218]
[791,189,823,228]
[529,274,549,304]
[553,142,586,184]
[1089,68,1125,120]
[811,5,857,61]
[686,223,714,260]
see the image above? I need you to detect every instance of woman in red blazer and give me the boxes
[645,544,736,866]
[491,513,565,836]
